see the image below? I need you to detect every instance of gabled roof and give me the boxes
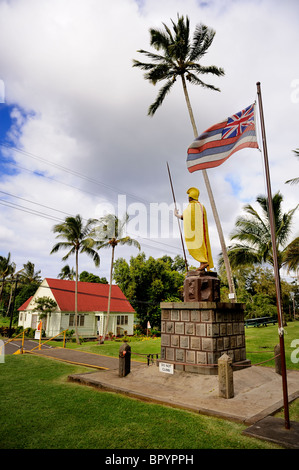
[18,279,135,313]
[18,296,33,311]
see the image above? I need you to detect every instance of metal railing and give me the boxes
[3,329,68,353]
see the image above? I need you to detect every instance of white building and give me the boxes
[18,278,135,338]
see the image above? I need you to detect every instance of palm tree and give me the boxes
[50,215,100,344]
[93,214,140,342]
[282,237,299,276]
[133,15,236,300]
[19,261,42,284]
[285,149,299,185]
[58,265,76,280]
[222,192,298,321]
[0,252,15,304]
[226,193,298,270]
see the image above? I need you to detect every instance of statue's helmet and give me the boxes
[187,187,199,201]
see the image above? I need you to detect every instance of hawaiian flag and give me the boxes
[187,103,259,172]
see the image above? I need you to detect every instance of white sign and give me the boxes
[34,330,41,340]
[159,362,174,374]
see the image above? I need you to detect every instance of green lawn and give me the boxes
[46,320,299,370]
[1,319,298,449]
[245,321,299,370]
[0,355,282,449]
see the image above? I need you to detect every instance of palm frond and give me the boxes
[189,23,215,61]
[118,237,141,250]
[149,26,172,52]
[134,49,167,63]
[285,177,299,185]
[188,63,225,77]
[281,237,299,274]
[185,72,221,91]
[50,242,74,254]
[144,64,173,85]
[148,79,175,116]
[226,244,263,269]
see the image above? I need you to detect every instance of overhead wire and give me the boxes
[0,142,187,257]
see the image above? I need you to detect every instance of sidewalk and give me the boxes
[68,362,299,449]
[27,345,299,448]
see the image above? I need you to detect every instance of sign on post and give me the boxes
[159,362,174,374]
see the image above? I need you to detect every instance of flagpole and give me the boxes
[167,162,189,272]
[256,81,290,430]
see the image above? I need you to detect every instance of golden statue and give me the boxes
[175,187,214,271]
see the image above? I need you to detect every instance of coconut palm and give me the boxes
[50,215,100,344]
[133,15,236,300]
[0,252,15,303]
[19,261,42,284]
[225,192,298,271]
[285,149,299,185]
[282,237,299,276]
[58,264,76,280]
[93,214,140,342]
[220,192,298,324]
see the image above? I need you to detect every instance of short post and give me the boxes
[218,353,234,399]
[119,342,131,377]
[274,344,282,375]
[21,330,25,354]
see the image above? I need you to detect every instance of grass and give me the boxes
[1,318,298,449]
[46,320,299,369]
[0,355,282,450]
[245,321,299,370]
[55,335,161,363]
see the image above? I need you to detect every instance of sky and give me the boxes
[0,0,298,285]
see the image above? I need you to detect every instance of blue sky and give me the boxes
[0,0,298,282]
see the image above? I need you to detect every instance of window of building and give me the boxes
[69,314,85,327]
[117,315,128,326]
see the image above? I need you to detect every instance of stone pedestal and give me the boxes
[184,270,220,303]
[160,271,250,375]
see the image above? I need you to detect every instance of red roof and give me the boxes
[18,296,33,311]
[19,279,135,313]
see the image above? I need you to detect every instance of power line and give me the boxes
[0,190,73,218]
[0,145,187,257]
[0,199,64,222]
[0,142,151,204]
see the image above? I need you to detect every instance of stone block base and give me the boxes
[160,301,250,376]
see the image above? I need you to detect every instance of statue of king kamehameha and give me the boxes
[175,187,214,271]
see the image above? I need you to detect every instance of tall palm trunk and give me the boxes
[103,243,115,341]
[6,281,13,316]
[181,75,236,301]
[74,247,80,344]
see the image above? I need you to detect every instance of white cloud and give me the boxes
[0,0,298,281]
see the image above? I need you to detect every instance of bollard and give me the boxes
[274,344,282,375]
[119,342,131,377]
[218,353,234,399]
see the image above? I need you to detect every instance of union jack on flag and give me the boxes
[187,103,259,172]
[222,104,255,139]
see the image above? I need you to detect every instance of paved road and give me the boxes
[2,338,53,355]
[1,337,142,370]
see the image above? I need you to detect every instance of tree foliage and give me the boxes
[133,14,224,116]
[32,296,57,319]
[113,253,185,329]
[79,271,108,284]
[219,265,297,321]
[220,192,298,275]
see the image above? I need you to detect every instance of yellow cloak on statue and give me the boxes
[183,189,214,270]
